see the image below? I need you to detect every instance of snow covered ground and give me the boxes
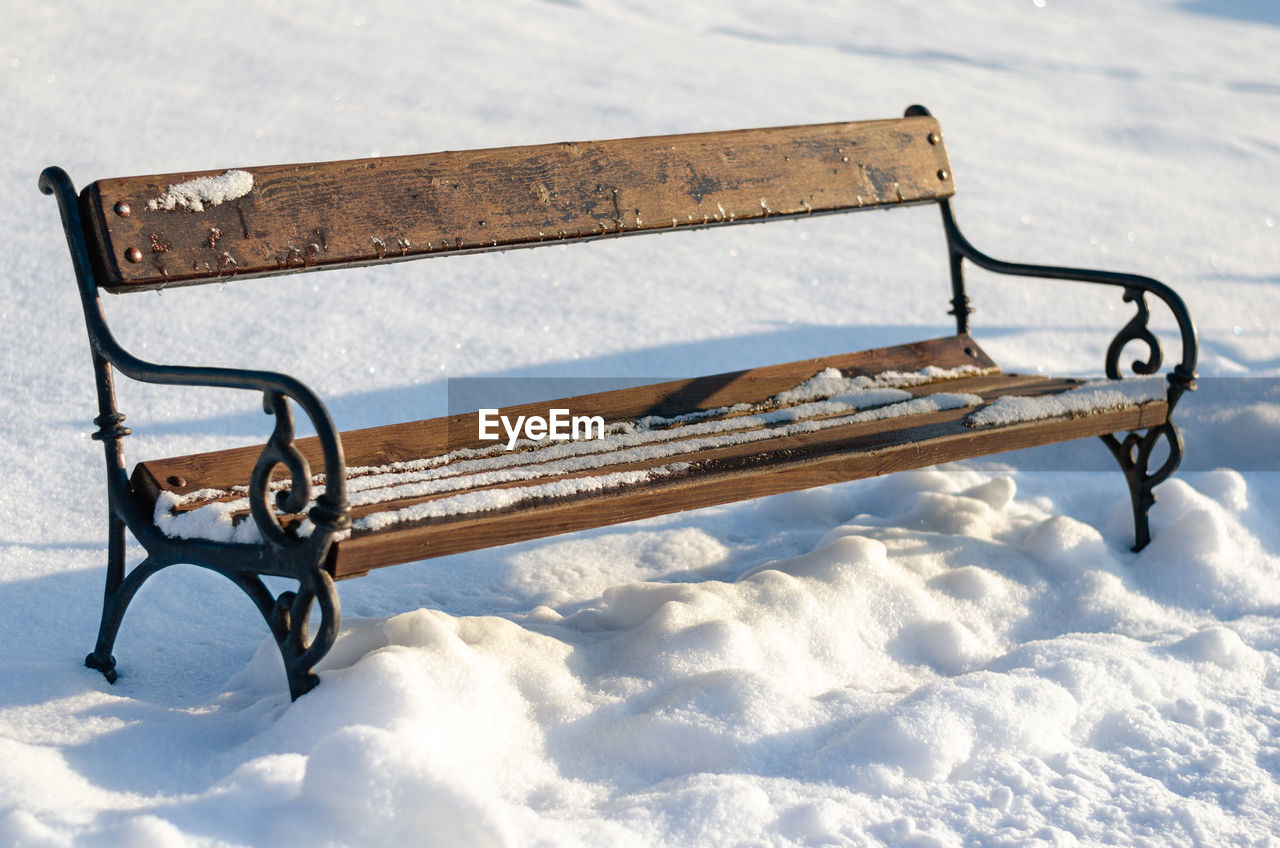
[3,1,1279,844]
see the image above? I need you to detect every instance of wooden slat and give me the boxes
[83,115,953,292]
[329,373,1085,526]
[148,372,1080,524]
[328,399,1167,577]
[131,334,992,503]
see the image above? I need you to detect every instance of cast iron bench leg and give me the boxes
[84,509,341,700]
[1101,419,1184,552]
[84,512,132,682]
[261,569,340,700]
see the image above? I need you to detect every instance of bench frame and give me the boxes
[42,106,1197,699]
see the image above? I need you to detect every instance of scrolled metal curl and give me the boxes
[249,390,313,546]
[1100,419,1184,551]
[1105,287,1163,380]
[265,569,338,697]
[1104,421,1183,490]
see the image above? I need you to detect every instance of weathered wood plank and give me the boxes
[83,115,953,292]
[139,388,1162,579]
[131,334,992,503]
[327,400,1167,577]
[143,371,1076,532]
[324,373,1085,526]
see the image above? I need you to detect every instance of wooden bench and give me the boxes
[42,105,1198,700]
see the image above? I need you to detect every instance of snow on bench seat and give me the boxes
[131,335,1169,578]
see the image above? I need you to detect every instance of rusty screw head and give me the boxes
[927,132,940,145]
[124,247,143,263]
[113,201,131,217]
[937,169,950,181]
[166,475,187,487]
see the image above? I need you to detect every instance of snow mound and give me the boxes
[187,469,1280,845]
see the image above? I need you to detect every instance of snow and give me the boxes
[157,363,991,541]
[349,390,983,531]
[355,464,691,533]
[4,1,1280,845]
[153,489,263,545]
[965,377,1167,427]
[773,364,994,406]
[146,170,254,213]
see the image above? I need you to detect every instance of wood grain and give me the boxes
[131,334,992,501]
[82,116,953,292]
[126,333,1169,578]
[328,400,1167,577]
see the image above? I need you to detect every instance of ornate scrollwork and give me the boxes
[1105,287,1163,380]
[263,568,339,698]
[249,390,314,546]
[1100,420,1184,551]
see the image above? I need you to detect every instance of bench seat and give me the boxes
[133,334,1168,579]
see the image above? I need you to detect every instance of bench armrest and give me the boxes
[40,166,350,547]
[114,358,350,546]
[940,200,1198,410]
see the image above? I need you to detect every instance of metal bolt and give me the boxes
[113,201,131,217]
[927,132,940,145]
[937,169,950,181]
[124,247,143,263]
[166,475,187,487]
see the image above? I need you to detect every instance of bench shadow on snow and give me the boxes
[1180,0,1280,26]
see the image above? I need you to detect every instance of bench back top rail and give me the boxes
[81,114,953,292]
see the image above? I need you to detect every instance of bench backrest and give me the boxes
[80,113,952,293]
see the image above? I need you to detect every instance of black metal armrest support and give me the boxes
[938,199,1198,411]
